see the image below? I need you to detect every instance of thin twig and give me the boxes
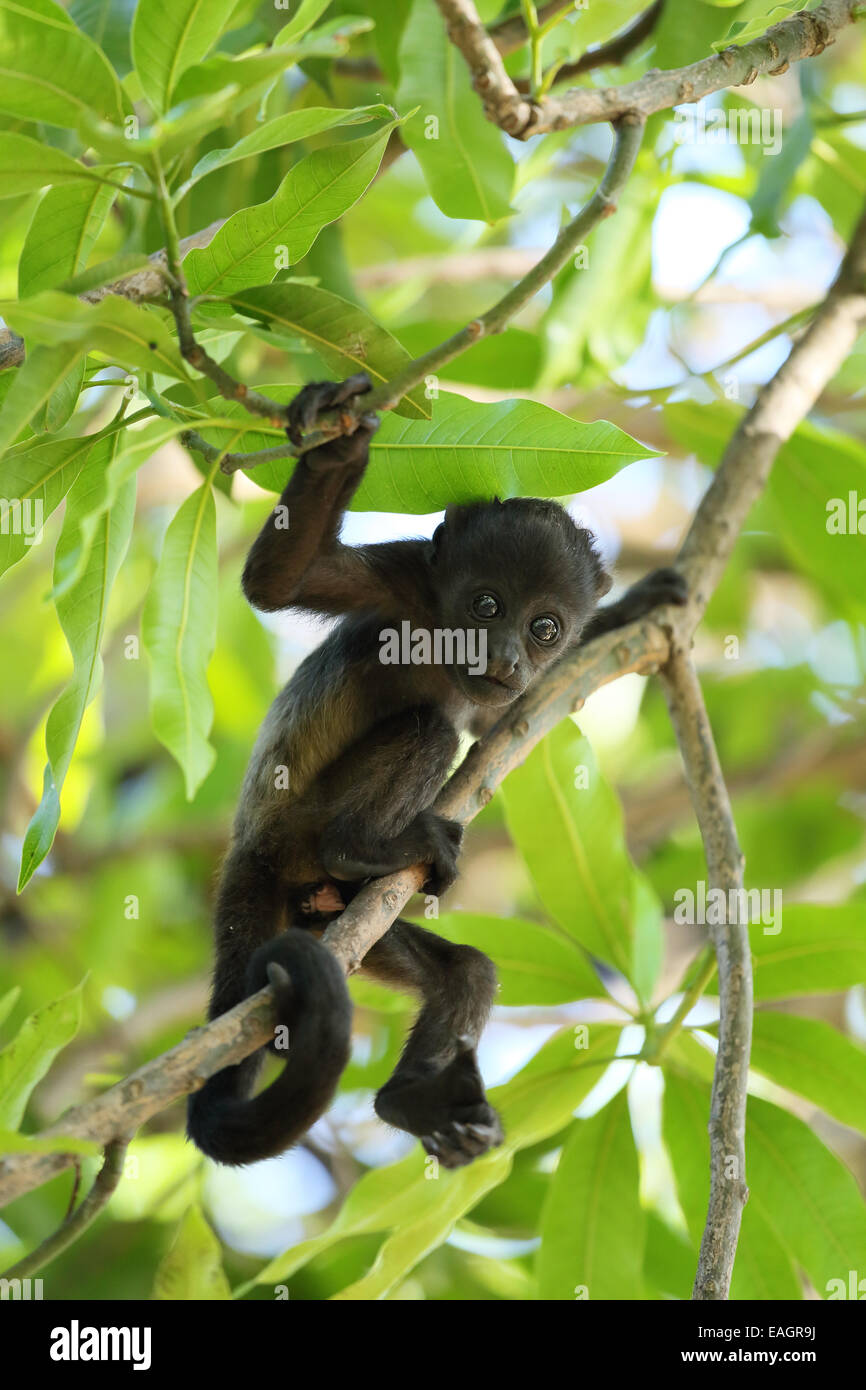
[215,116,646,473]
[513,0,666,94]
[2,1138,129,1278]
[152,156,290,428]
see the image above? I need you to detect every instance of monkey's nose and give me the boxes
[485,654,519,682]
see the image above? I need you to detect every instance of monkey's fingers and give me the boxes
[287,375,373,444]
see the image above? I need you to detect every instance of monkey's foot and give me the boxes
[287,374,372,445]
[374,1037,504,1169]
[625,566,688,617]
[300,881,346,915]
[421,1106,504,1169]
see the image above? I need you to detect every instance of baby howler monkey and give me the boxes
[187,375,686,1169]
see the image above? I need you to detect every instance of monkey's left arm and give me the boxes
[580,566,687,643]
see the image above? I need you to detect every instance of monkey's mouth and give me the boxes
[457,668,524,705]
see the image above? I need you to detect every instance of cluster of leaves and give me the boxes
[0,0,865,1300]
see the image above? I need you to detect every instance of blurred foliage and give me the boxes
[0,0,865,1301]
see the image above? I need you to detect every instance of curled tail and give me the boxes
[187,846,352,1166]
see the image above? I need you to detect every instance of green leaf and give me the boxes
[131,0,239,113]
[502,722,662,998]
[69,0,135,79]
[737,902,866,1000]
[142,477,219,798]
[255,1024,622,1294]
[720,1,806,46]
[57,253,154,297]
[349,394,658,512]
[179,104,392,197]
[0,982,84,1129]
[538,1092,645,1300]
[746,1012,866,1136]
[1,292,189,381]
[396,0,513,222]
[170,47,299,104]
[0,434,94,575]
[764,422,866,626]
[0,132,119,202]
[229,282,429,420]
[30,358,85,436]
[18,462,135,889]
[433,912,604,1005]
[52,416,274,582]
[667,1064,866,1298]
[664,402,866,625]
[152,1205,231,1300]
[240,391,661,503]
[79,89,242,166]
[183,126,395,297]
[18,179,117,296]
[333,1148,514,1300]
[643,1212,696,1300]
[274,0,333,42]
[0,1128,99,1156]
[0,343,85,455]
[0,0,124,127]
[0,987,21,1031]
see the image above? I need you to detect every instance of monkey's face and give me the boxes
[431,499,608,708]
[448,584,574,706]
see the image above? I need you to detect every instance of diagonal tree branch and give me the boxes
[0,619,670,1208]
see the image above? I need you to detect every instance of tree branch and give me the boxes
[658,651,749,1301]
[440,0,860,137]
[0,220,225,372]
[1,1138,129,1278]
[433,0,535,135]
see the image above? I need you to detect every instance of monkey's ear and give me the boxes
[596,569,614,598]
[429,522,445,565]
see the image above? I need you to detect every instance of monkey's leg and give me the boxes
[363,920,503,1169]
[315,706,464,895]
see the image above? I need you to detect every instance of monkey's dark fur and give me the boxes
[187,375,686,1169]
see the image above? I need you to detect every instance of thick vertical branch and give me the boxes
[660,197,866,1300]
[658,650,749,1301]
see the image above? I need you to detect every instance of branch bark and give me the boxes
[658,650,749,1301]
[440,0,859,137]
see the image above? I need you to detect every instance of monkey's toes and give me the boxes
[645,567,688,606]
[422,1108,504,1169]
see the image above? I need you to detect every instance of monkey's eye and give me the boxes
[472,593,499,619]
[530,615,559,644]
